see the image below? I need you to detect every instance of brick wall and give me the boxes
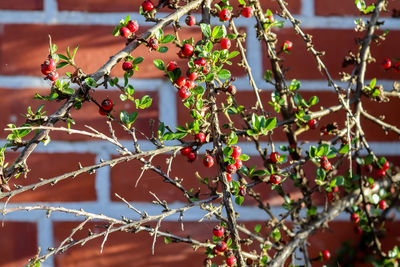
[0,0,399,266]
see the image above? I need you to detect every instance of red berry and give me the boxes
[181,44,194,57]
[226,173,233,182]
[212,225,224,237]
[180,147,191,156]
[175,77,186,87]
[101,98,113,111]
[382,160,390,171]
[270,174,282,184]
[122,61,133,71]
[178,86,191,99]
[203,155,214,168]
[308,119,317,129]
[378,199,387,210]
[322,250,331,261]
[99,107,107,116]
[41,58,56,75]
[350,213,359,223]
[267,15,275,23]
[119,27,131,38]
[202,63,210,74]
[185,79,196,90]
[231,146,241,159]
[219,8,231,21]
[47,71,59,81]
[241,6,253,18]
[365,164,373,173]
[194,57,206,66]
[394,62,400,73]
[148,38,159,50]
[212,247,223,256]
[282,40,293,52]
[142,0,154,12]
[215,241,227,252]
[354,225,363,235]
[234,159,242,170]
[187,71,198,81]
[382,58,392,70]
[270,152,280,163]
[321,156,328,162]
[376,168,386,177]
[327,192,334,202]
[225,254,237,266]
[227,85,236,95]
[126,20,139,33]
[321,160,332,172]
[185,15,196,26]
[195,132,206,143]
[332,186,339,193]
[226,164,237,174]
[220,38,231,49]
[166,61,178,72]
[238,186,246,196]
[187,152,197,162]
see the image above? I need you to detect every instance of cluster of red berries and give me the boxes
[41,57,59,82]
[225,145,242,176]
[99,98,114,116]
[327,186,339,202]
[320,156,332,171]
[381,58,400,72]
[210,225,237,266]
[141,0,154,12]
[119,20,139,38]
[180,146,197,162]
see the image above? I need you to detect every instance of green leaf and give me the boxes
[308,96,319,106]
[164,236,172,244]
[254,224,261,233]
[227,131,238,145]
[62,87,75,95]
[264,117,277,131]
[369,78,376,89]
[153,59,165,71]
[217,69,231,80]
[238,154,250,161]
[223,146,233,157]
[252,169,269,177]
[158,46,168,53]
[113,25,122,36]
[160,34,175,44]
[264,70,273,82]
[56,61,69,69]
[338,144,349,154]
[211,25,221,40]
[316,167,326,180]
[270,228,281,242]
[58,54,69,60]
[200,23,211,38]
[289,79,301,91]
[85,77,97,87]
[235,196,244,205]
[136,95,152,109]
[72,45,79,58]
[205,73,215,82]
[120,111,138,129]
[227,51,239,59]
[193,86,205,95]
[132,57,144,65]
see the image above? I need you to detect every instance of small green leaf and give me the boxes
[338,144,349,154]
[56,61,69,69]
[132,57,144,64]
[153,59,165,70]
[160,34,175,44]
[200,23,211,38]
[235,196,244,205]
[58,54,69,60]
[85,77,97,87]
[227,51,239,59]
[120,111,138,128]
[308,96,319,106]
[217,69,231,80]
[238,154,250,161]
[264,117,277,131]
[254,224,261,233]
[158,46,168,53]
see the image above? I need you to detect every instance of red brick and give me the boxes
[4,152,97,202]
[53,220,400,266]
[315,0,400,16]
[56,0,301,14]
[0,25,244,78]
[0,88,158,141]
[178,89,400,142]
[262,29,400,80]
[111,154,218,202]
[0,0,43,10]
[53,221,214,267]
[0,221,37,267]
